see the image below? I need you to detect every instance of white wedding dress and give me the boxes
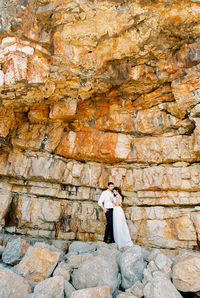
[113,196,133,249]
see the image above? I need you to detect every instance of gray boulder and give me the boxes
[64,280,76,298]
[147,251,173,277]
[172,252,200,292]
[66,253,93,269]
[2,237,30,265]
[53,261,71,280]
[93,242,120,263]
[119,245,146,290]
[145,249,161,263]
[33,276,65,298]
[143,271,182,298]
[72,255,119,294]
[68,241,95,254]
[0,264,31,298]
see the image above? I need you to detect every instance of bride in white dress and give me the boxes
[112,187,133,249]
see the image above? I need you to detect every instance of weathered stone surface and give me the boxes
[68,241,95,254]
[49,99,77,120]
[2,237,30,265]
[126,281,143,297]
[1,148,200,249]
[66,253,93,269]
[150,252,173,277]
[71,286,112,298]
[53,261,71,280]
[72,255,119,294]
[143,271,182,298]
[0,37,49,88]
[64,280,76,298]
[14,245,60,282]
[119,245,146,290]
[0,264,31,298]
[0,191,12,225]
[55,131,198,164]
[15,194,62,231]
[172,64,200,116]
[33,276,65,298]
[0,107,16,138]
[93,242,120,261]
[3,150,200,192]
[172,252,200,292]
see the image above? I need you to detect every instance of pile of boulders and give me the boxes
[0,237,200,297]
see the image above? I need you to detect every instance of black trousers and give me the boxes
[104,208,114,243]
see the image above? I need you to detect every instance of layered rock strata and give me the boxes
[0,0,200,250]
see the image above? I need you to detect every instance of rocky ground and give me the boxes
[0,235,200,298]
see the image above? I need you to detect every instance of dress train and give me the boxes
[113,205,133,249]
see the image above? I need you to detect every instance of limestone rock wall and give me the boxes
[1,0,200,250]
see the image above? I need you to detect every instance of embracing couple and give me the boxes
[98,182,133,250]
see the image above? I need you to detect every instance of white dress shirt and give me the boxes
[98,189,115,209]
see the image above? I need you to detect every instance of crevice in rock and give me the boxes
[4,193,18,227]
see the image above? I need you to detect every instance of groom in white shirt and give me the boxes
[98,182,115,243]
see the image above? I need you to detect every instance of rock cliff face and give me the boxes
[1,0,200,250]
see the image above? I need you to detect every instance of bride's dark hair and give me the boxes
[113,187,124,201]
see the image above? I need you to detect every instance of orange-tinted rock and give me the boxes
[171,64,200,115]
[129,135,196,164]
[14,245,60,282]
[56,131,199,164]
[129,85,174,110]
[12,122,63,152]
[12,123,46,150]
[27,54,50,84]
[158,42,200,76]
[95,106,192,136]
[28,106,49,124]
[0,107,16,137]
[173,216,196,241]
[56,131,121,162]
[0,37,50,88]
[74,131,106,160]
[3,53,27,86]
[49,98,77,120]
[44,123,64,152]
